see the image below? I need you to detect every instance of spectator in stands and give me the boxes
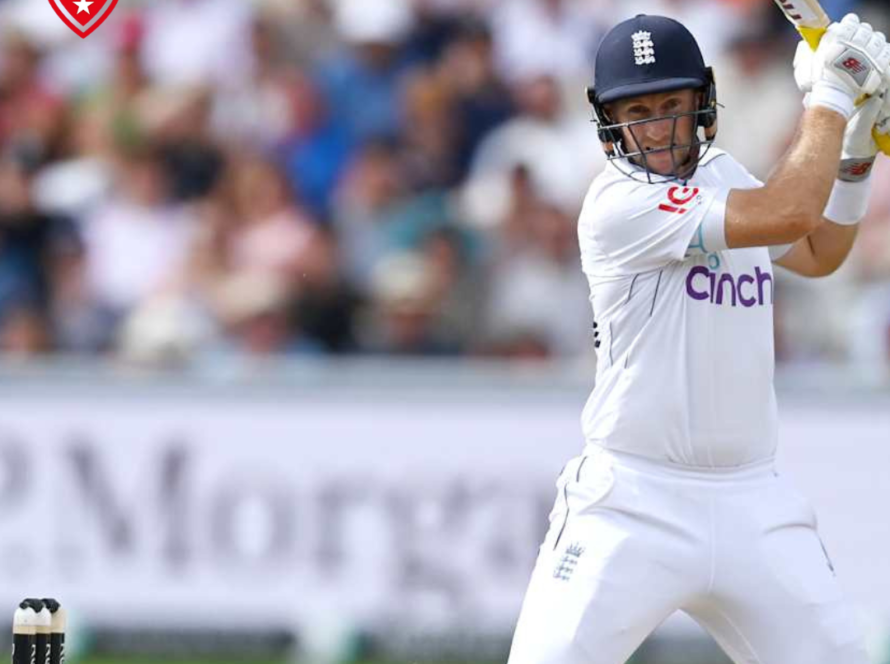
[0,305,52,357]
[79,141,198,348]
[333,138,408,290]
[31,16,147,218]
[316,0,413,148]
[213,270,319,358]
[0,146,80,355]
[137,87,224,203]
[436,17,515,176]
[713,27,801,180]
[0,31,65,162]
[466,73,604,227]
[139,0,255,88]
[399,68,462,190]
[489,0,604,83]
[211,15,309,152]
[481,166,590,358]
[226,154,327,289]
[419,225,486,353]
[359,251,461,355]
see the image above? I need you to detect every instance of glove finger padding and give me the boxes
[794,40,815,94]
[840,94,884,181]
[867,32,887,53]
[847,94,883,153]
[829,14,859,41]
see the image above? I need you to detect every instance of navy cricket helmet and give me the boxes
[586,15,719,182]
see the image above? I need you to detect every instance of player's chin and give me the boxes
[643,149,692,176]
[642,152,677,175]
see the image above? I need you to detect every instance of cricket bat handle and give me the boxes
[799,25,827,51]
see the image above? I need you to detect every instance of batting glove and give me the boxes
[794,14,890,119]
[823,89,889,225]
[838,91,886,181]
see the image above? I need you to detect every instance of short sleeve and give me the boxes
[582,180,731,274]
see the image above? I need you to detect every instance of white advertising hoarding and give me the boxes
[0,379,887,639]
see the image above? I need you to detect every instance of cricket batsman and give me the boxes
[507,13,890,664]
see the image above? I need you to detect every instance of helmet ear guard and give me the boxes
[587,86,621,154]
[698,67,718,139]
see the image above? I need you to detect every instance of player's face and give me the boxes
[608,89,699,176]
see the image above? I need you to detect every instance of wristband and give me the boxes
[823,178,871,225]
[807,81,855,121]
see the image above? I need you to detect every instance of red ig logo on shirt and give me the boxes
[658,186,700,215]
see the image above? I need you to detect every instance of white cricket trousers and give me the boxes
[507,447,869,664]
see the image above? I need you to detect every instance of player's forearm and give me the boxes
[811,219,859,272]
[782,220,859,277]
[726,108,847,248]
[763,107,846,231]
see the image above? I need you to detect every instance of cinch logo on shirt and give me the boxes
[685,265,773,307]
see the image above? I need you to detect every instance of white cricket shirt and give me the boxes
[578,148,789,468]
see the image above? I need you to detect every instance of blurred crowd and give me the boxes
[0,0,888,367]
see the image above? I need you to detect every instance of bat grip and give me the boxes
[800,25,827,51]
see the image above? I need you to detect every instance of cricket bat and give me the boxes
[773,0,830,50]
[773,0,890,154]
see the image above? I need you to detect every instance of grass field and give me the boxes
[81,659,288,664]
[76,661,734,664]
[71,652,713,664]
[76,660,730,664]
